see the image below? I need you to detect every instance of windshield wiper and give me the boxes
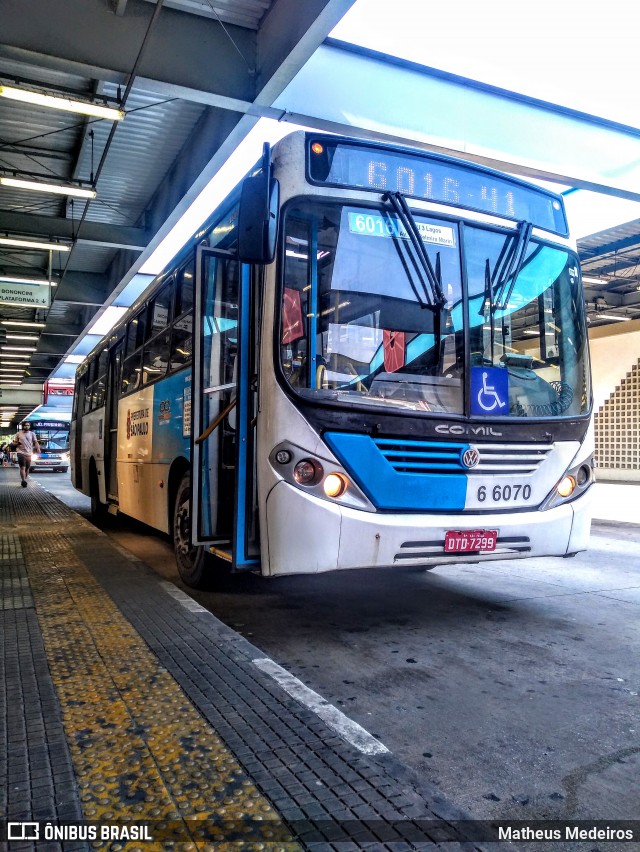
[383,191,446,309]
[491,220,533,312]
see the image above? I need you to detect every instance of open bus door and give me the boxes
[191,246,260,571]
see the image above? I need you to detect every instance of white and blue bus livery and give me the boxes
[71,132,593,586]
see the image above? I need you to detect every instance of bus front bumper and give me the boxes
[264,480,592,575]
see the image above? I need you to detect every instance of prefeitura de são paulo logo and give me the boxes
[126,409,131,439]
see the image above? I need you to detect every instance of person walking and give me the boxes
[14,422,41,487]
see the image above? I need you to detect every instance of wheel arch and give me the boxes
[168,456,190,530]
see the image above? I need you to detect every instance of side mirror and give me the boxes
[237,143,280,264]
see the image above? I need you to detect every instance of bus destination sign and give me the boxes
[307,138,568,236]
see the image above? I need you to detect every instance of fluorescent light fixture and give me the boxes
[0,237,70,251]
[1,345,36,351]
[0,276,56,286]
[140,118,304,275]
[1,320,45,328]
[0,176,96,199]
[523,329,540,335]
[596,313,631,322]
[582,276,608,284]
[64,354,85,364]
[5,335,38,341]
[0,84,125,121]
[86,305,128,337]
[0,356,31,362]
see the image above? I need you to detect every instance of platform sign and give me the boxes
[0,282,50,308]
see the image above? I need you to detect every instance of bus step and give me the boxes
[209,545,232,562]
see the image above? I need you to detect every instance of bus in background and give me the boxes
[23,406,72,473]
[70,132,593,587]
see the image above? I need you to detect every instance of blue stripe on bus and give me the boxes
[324,432,468,512]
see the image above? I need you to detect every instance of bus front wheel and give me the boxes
[173,473,208,587]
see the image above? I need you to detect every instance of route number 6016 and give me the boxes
[477,483,531,502]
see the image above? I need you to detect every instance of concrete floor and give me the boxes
[29,469,640,830]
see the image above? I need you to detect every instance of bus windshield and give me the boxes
[279,200,590,418]
[31,424,70,451]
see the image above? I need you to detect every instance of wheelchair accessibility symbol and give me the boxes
[470,367,508,416]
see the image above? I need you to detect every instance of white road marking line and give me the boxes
[253,657,389,756]
[159,581,211,613]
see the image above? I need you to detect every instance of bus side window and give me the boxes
[94,348,109,408]
[143,330,170,384]
[84,358,96,412]
[170,262,194,374]
[142,283,172,384]
[121,314,143,395]
[175,261,194,317]
[73,373,86,418]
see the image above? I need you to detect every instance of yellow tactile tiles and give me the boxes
[18,526,299,851]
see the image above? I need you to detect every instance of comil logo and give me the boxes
[461,446,480,469]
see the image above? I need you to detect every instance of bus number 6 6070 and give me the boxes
[477,484,531,502]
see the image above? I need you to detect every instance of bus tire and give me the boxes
[89,465,108,522]
[173,472,208,587]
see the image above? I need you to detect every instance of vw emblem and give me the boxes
[461,446,480,469]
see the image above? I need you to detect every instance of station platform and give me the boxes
[0,468,495,851]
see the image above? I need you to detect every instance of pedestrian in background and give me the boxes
[13,422,40,487]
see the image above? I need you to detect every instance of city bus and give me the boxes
[70,131,593,587]
[22,406,71,473]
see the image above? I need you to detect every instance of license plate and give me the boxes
[444,529,498,553]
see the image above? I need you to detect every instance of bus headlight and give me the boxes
[269,442,374,511]
[323,473,347,498]
[540,454,594,511]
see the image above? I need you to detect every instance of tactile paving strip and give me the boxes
[2,474,491,851]
[10,505,297,848]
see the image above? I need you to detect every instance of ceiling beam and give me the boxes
[52,272,111,306]
[255,0,356,104]
[578,231,640,262]
[0,211,148,251]
[583,288,623,307]
[0,0,256,103]
[0,386,42,404]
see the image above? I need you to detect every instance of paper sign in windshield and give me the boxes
[383,330,406,372]
[348,212,456,247]
[282,287,304,344]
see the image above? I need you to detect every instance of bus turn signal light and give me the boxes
[324,473,347,498]
[557,475,576,498]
